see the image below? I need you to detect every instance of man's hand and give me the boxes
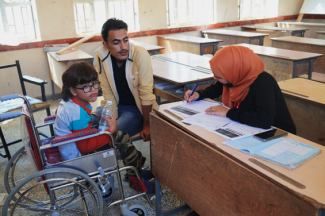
[184,90,199,103]
[140,125,151,141]
[205,105,229,117]
[141,105,152,142]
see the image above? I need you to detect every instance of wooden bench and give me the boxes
[278,78,325,146]
[277,21,325,38]
[241,25,308,46]
[316,31,325,40]
[220,43,323,81]
[152,52,214,104]
[202,29,268,46]
[157,34,222,55]
[130,39,164,55]
[271,36,325,74]
[151,102,325,215]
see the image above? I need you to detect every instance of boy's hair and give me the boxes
[101,18,128,43]
[61,61,98,102]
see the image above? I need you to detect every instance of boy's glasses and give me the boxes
[75,81,100,93]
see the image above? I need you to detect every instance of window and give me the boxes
[73,0,138,35]
[238,0,278,20]
[0,0,36,40]
[166,0,215,26]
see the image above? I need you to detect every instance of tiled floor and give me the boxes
[0,99,193,215]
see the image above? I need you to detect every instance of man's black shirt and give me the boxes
[111,55,137,106]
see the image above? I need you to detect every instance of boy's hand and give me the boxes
[102,115,117,134]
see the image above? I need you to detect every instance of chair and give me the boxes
[0,60,53,160]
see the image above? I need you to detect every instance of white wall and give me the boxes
[278,0,304,16]
[0,0,306,99]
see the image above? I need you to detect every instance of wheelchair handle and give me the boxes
[1,94,20,102]
[0,111,22,121]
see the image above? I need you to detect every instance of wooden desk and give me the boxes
[202,29,268,46]
[271,36,325,74]
[130,39,164,55]
[151,52,214,103]
[316,31,325,40]
[241,25,308,46]
[157,34,222,55]
[278,78,325,146]
[150,102,325,216]
[220,43,323,81]
[277,21,325,38]
[47,49,94,99]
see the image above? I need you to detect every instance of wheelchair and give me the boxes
[1,94,152,216]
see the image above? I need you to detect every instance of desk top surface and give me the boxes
[278,21,325,27]
[154,101,325,208]
[271,36,325,46]
[151,52,213,85]
[220,43,323,60]
[202,29,268,37]
[278,78,325,105]
[157,34,222,44]
[242,25,309,31]
[130,39,165,51]
[48,49,94,62]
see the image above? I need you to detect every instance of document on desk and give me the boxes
[224,136,321,169]
[167,100,220,117]
[182,112,232,130]
[214,122,272,141]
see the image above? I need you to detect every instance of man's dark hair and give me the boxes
[101,18,128,43]
[61,61,98,102]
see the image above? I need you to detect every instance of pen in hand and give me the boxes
[187,83,199,103]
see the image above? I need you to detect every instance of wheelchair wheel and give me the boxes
[129,204,147,216]
[2,167,103,216]
[4,146,34,194]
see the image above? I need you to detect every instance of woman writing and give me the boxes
[184,46,296,134]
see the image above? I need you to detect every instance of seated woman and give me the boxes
[185,45,296,134]
[54,61,145,189]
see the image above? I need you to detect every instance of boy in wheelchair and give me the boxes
[54,61,146,191]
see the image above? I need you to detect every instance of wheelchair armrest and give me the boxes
[23,75,48,86]
[44,114,56,123]
[36,121,55,129]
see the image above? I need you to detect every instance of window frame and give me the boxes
[0,0,37,40]
[166,0,216,27]
[72,0,139,35]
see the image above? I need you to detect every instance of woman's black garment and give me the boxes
[197,72,296,134]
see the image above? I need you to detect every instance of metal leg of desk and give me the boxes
[150,50,160,55]
[156,96,161,105]
[201,43,219,56]
[155,178,189,216]
[200,44,204,56]
[293,59,316,79]
[291,30,305,37]
[51,80,56,101]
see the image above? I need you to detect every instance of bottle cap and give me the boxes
[106,101,112,105]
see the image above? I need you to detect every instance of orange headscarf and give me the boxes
[209,46,265,108]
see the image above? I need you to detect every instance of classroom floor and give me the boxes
[0,99,193,215]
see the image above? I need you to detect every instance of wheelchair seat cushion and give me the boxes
[50,128,99,145]
[44,148,63,164]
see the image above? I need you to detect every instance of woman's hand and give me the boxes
[205,105,229,117]
[184,90,199,103]
[102,115,117,134]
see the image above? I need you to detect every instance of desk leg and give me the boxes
[308,59,315,80]
[200,44,204,56]
[213,44,217,54]
[51,80,56,100]
[155,178,189,216]
[293,62,297,78]
[156,96,161,105]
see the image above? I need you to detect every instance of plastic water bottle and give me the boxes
[98,101,113,131]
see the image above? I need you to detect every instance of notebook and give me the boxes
[224,136,321,169]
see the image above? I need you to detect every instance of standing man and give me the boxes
[95,18,157,141]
